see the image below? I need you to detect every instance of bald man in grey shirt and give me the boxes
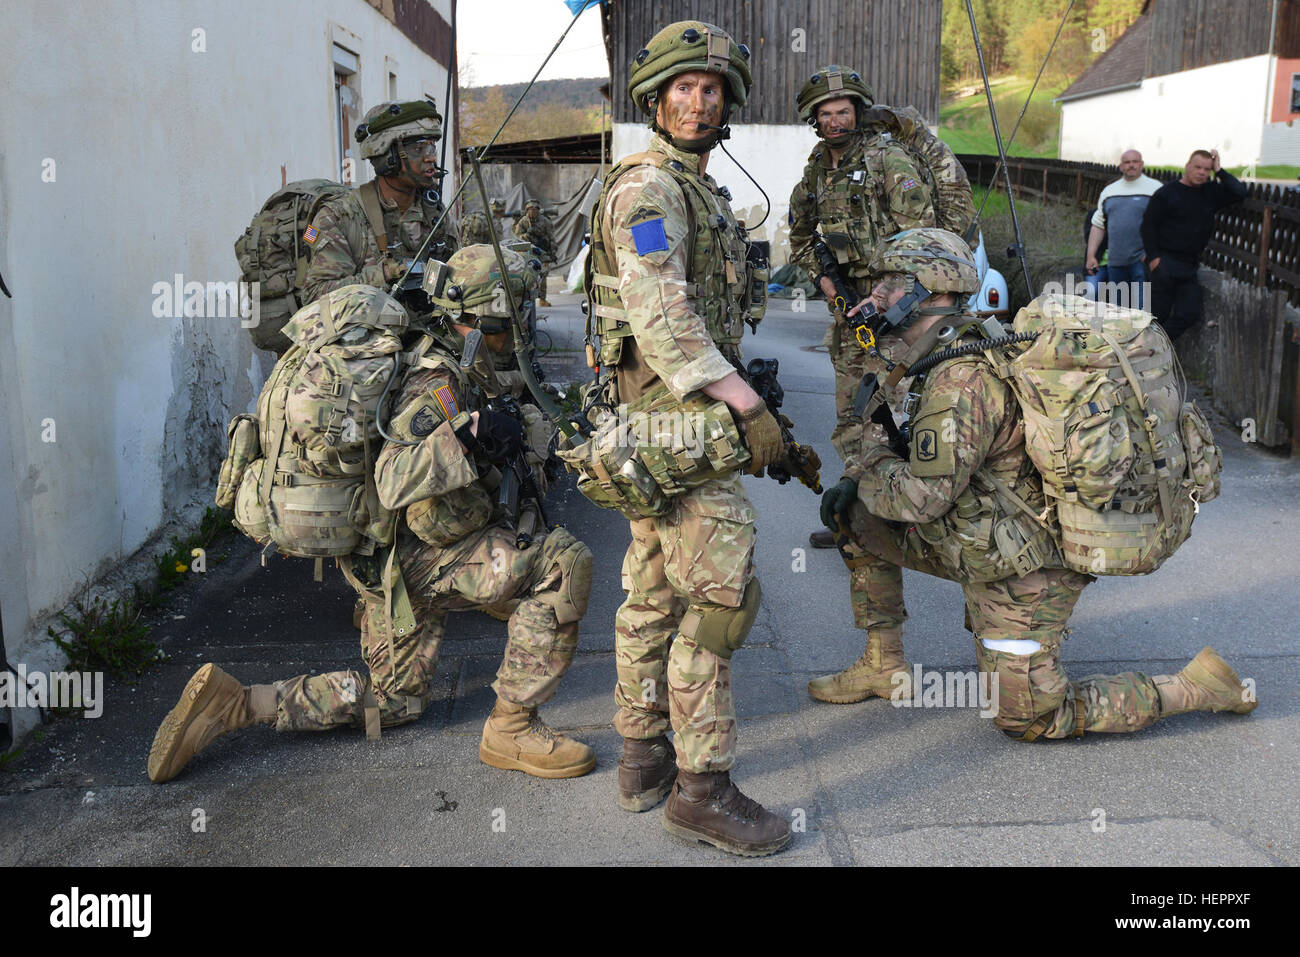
[1085,149,1162,308]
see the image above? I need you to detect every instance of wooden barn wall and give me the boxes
[1145,0,1275,78]
[604,0,941,127]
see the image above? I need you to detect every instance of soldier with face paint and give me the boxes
[583,20,790,857]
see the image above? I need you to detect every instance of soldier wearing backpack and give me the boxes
[301,100,459,306]
[816,229,1256,739]
[148,248,596,783]
[787,67,938,556]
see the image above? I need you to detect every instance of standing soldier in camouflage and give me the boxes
[788,67,935,555]
[148,248,596,783]
[513,199,556,306]
[490,198,509,242]
[585,20,790,857]
[302,101,459,304]
[817,228,1258,738]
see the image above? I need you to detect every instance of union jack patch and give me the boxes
[433,384,459,420]
[303,225,319,244]
[901,178,917,190]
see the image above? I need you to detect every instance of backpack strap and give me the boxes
[1100,330,1175,521]
[357,180,390,253]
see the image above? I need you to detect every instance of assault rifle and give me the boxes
[483,391,549,548]
[811,236,859,318]
[853,372,910,460]
[738,357,823,494]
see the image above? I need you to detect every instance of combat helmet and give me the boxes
[797,65,874,145]
[870,228,979,295]
[355,101,443,176]
[423,244,539,335]
[490,198,505,214]
[628,21,752,152]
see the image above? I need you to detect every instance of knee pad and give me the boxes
[976,638,1068,738]
[678,579,761,660]
[541,528,593,625]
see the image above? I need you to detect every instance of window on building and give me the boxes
[389,71,398,101]
[1291,73,1300,114]
[334,43,360,184]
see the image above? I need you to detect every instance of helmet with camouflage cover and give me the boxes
[423,244,539,335]
[869,228,979,295]
[797,65,874,145]
[628,21,752,152]
[356,101,443,173]
[490,198,505,214]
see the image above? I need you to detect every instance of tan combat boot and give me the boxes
[808,627,913,703]
[663,770,792,857]
[147,664,278,783]
[618,735,677,812]
[479,698,595,778]
[1155,646,1258,717]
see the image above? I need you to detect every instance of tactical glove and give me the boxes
[458,410,524,465]
[736,402,783,475]
[820,478,859,530]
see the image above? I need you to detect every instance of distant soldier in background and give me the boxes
[514,198,556,306]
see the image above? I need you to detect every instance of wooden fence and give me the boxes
[957,153,1300,307]
[956,153,1300,454]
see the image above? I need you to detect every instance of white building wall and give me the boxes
[0,0,454,732]
[613,121,825,267]
[1059,55,1271,168]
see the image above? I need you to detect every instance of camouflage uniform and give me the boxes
[600,134,757,773]
[788,132,934,462]
[302,186,459,305]
[514,204,556,300]
[272,342,589,732]
[843,334,1182,737]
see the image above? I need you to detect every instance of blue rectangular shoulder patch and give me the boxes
[630,217,669,256]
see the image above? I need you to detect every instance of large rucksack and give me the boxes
[215,285,410,567]
[234,179,350,354]
[987,293,1222,576]
[866,104,977,241]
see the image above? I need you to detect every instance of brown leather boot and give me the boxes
[662,770,792,857]
[1155,646,1258,717]
[808,627,913,703]
[479,698,596,778]
[618,735,677,812]
[147,664,278,783]
[809,528,837,549]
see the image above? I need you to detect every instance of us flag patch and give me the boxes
[303,225,319,244]
[433,384,459,419]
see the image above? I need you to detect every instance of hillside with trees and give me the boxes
[459,76,607,146]
[940,0,1144,156]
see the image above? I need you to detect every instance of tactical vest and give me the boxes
[904,346,1062,584]
[586,147,752,374]
[804,135,906,283]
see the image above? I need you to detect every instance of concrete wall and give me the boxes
[613,122,826,268]
[0,0,453,740]
[1060,55,1272,168]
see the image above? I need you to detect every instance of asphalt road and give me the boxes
[2,293,1296,867]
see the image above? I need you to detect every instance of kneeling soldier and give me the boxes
[149,246,595,782]
[817,228,1257,739]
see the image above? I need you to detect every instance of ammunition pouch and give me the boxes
[558,385,752,519]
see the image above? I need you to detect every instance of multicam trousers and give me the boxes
[845,507,1163,739]
[613,475,757,772]
[272,523,591,732]
[825,303,910,465]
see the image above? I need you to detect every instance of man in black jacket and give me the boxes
[1140,148,1246,339]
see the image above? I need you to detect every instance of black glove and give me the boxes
[820,478,858,530]
[531,359,546,384]
[459,410,524,464]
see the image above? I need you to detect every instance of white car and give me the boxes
[968,230,1009,316]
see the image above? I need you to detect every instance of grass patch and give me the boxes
[46,507,237,685]
[939,76,1065,158]
[972,186,1086,313]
